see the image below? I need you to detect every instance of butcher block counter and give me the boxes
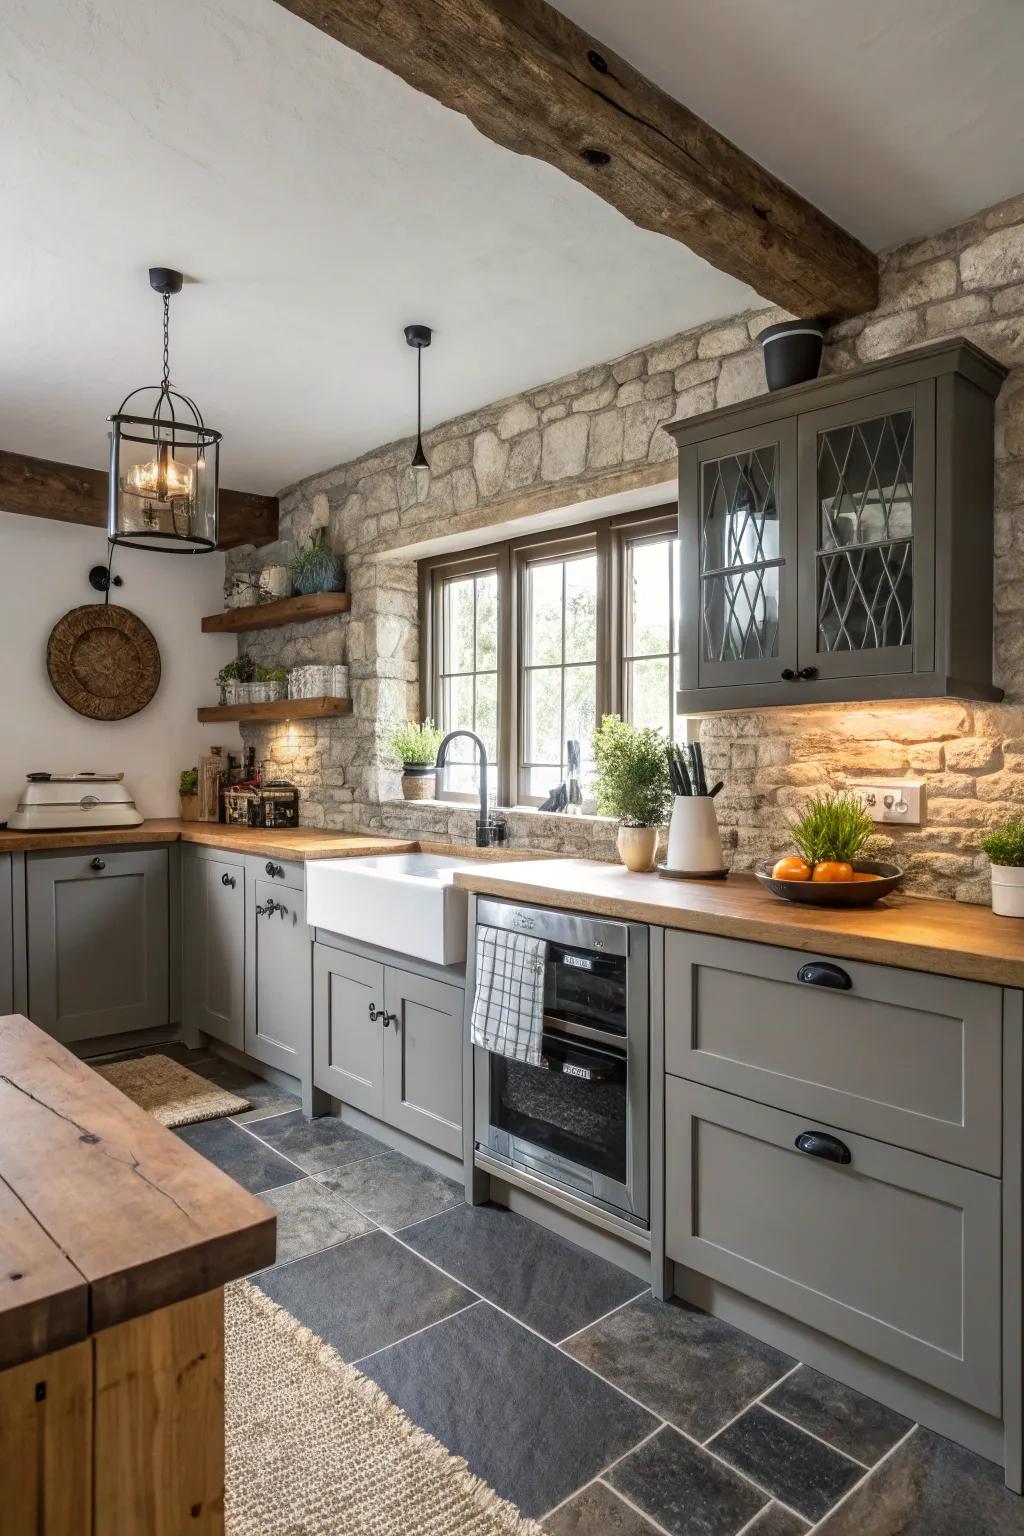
[0,1014,275,1535]
[0,817,416,862]
[454,858,1024,989]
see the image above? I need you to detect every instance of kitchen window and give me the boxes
[419,505,684,807]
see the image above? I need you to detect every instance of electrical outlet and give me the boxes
[848,780,924,826]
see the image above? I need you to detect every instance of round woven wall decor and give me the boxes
[46,604,161,721]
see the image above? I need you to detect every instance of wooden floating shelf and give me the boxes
[201,591,350,634]
[197,696,353,724]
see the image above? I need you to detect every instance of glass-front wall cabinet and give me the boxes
[670,342,1003,711]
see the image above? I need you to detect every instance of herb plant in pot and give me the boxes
[289,530,345,596]
[982,818,1024,918]
[593,715,672,873]
[179,768,199,821]
[387,719,444,800]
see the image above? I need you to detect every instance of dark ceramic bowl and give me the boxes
[755,859,904,907]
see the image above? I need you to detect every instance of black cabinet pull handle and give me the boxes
[795,1130,852,1165]
[780,668,796,680]
[266,861,284,878]
[89,857,106,871]
[797,961,852,991]
[255,903,268,916]
[221,872,236,888]
[798,666,818,680]
[368,1002,398,1029]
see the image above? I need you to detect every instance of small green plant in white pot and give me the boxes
[593,715,672,872]
[982,818,1024,918]
[387,720,444,800]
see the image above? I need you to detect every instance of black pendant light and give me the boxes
[404,323,432,469]
[108,267,220,553]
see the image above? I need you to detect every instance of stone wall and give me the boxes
[227,192,1024,900]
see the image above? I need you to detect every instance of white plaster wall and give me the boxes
[0,511,240,819]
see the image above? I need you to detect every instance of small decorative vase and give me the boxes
[262,564,290,599]
[329,664,350,699]
[402,766,436,801]
[179,792,199,822]
[617,824,659,873]
[991,865,1024,918]
[760,319,826,391]
[264,679,286,702]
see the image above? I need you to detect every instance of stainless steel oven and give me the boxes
[472,899,649,1228]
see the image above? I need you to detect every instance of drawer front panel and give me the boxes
[243,854,303,892]
[665,1077,1000,1413]
[665,932,1002,1173]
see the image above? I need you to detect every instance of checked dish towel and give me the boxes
[470,925,547,1066]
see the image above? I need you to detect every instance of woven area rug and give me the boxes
[225,1281,542,1536]
[96,1053,250,1127]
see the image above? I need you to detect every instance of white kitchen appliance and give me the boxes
[7,773,143,831]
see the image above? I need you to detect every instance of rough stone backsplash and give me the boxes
[227,192,1024,901]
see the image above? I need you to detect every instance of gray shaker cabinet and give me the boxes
[313,939,464,1156]
[244,867,311,1079]
[667,338,1006,712]
[0,855,13,1015]
[182,853,245,1050]
[26,847,169,1042]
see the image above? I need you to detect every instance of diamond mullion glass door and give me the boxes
[798,382,934,681]
[686,420,798,691]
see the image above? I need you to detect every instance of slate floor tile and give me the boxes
[401,1201,648,1341]
[743,1504,810,1536]
[259,1176,374,1265]
[813,1426,1024,1535]
[195,1059,300,1114]
[564,1294,795,1441]
[254,1229,475,1361]
[763,1366,912,1467]
[710,1404,863,1523]
[545,1481,664,1534]
[607,1426,767,1536]
[319,1148,464,1232]
[174,1118,305,1194]
[360,1302,656,1519]
[246,1108,389,1175]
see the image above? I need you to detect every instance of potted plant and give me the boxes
[250,664,288,703]
[179,768,199,821]
[216,653,256,704]
[289,530,345,596]
[982,818,1024,918]
[593,715,672,872]
[387,719,444,800]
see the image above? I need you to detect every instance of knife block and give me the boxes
[666,796,725,875]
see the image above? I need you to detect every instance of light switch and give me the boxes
[848,780,925,826]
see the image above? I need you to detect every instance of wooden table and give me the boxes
[0,1015,276,1535]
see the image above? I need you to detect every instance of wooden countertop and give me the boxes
[0,818,417,861]
[0,1014,276,1370]
[453,859,1024,989]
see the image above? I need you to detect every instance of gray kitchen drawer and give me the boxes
[243,852,304,891]
[664,931,1002,1174]
[665,1077,1001,1414]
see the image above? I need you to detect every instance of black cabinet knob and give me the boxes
[780,668,796,681]
[221,872,236,888]
[89,857,105,871]
[266,861,284,878]
[798,666,818,680]
[797,961,852,991]
[795,1130,852,1165]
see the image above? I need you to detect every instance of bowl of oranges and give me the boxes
[756,791,903,907]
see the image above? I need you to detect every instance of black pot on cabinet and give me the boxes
[760,319,826,390]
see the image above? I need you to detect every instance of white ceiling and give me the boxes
[2,1,1022,497]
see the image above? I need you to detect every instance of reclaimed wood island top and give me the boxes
[0,1014,276,1370]
[453,858,1024,989]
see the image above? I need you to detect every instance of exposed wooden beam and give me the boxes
[273,0,878,320]
[0,450,278,550]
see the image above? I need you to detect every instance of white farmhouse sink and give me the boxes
[305,852,484,965]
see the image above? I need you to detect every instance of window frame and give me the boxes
[419,503,678,808]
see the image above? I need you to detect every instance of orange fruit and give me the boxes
[852,871,881,882]
[811,861,855,883]
[772,856,812,882]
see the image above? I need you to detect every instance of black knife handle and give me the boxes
[795,1131,852,1165]
[797,961,852,991]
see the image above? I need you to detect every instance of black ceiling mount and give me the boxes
[404,323,432,349]
[581,147,611,166]
[148,267,183,296]
[89,564,123,593]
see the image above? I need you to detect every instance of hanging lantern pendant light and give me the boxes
[108,267,221,553]
[405,323,432,469]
